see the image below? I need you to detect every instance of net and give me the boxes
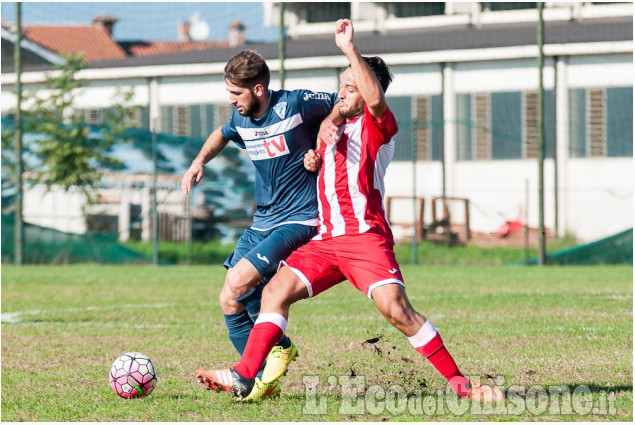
[1,213,149,264]
[513,228,633,266]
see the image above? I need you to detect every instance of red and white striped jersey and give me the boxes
[314,105,398,244]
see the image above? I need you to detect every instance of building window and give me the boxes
[386,2,445,18]
[457,94,472,161]
[457,90,554,161]
[387,96,413,161]
[606,87,633,157]
[85,108,102,124]
[491,92,522,159]
[481,2,537,12]
[294,2,351,24]
[569,86,632,158]
[387,96,443,162]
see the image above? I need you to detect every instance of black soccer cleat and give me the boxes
[229,368,256,400]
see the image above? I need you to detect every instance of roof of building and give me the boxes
[84,16,632,69]
[22,24,128,62]
[4,15,632,72]
[118,40,229,58]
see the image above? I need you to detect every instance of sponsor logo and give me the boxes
[255,130,269,137]
[303,92,332,101]
[257,253,270,264]
[246,134,290,161]
[389,268,399,274]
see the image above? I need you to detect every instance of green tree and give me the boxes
[1,54,138,202]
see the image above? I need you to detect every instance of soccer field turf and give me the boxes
[1,264,632,421]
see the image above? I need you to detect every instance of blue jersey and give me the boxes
[221,89,338,230]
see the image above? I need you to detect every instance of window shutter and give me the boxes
[174,105,190,137]
[415,96,430,160]
[215,104,232,127]
[524,91,538,159]
[85,108,102,124]
[587,88,606,157]
[473,93,491,160]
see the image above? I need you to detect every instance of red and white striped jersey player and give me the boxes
[195,18,504,403]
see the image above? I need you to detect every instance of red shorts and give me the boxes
[280,232,405,299]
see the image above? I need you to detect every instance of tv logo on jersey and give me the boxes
[245,134,290,161]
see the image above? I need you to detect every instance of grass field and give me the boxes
[1,264,632,421]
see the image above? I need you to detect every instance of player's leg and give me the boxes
[197,239,345,400]
[220,228,267,358]
[232,265,310,381]
[196,265,310,398]
[338,233,503,402]
[371,284,503,401]
[234,240,345,386]
[233,224,317,380]
[233,224,315,324]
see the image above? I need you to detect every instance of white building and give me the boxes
[2,2,632,242]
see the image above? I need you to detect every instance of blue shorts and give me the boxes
[223,224,317,283]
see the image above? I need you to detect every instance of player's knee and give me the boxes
[225,268,255,299]
[219,284,240,313]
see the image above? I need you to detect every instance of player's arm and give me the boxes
[335,19,386,121]
[181,126,230,195]
[317,107,344,150]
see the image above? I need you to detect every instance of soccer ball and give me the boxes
[109,352,157,398]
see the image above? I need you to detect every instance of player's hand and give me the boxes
[335,19,354,54]
[181,161,204,195]
[317,117,341,150]
[304,149,322,173]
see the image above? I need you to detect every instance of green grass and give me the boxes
[2,264,632,421]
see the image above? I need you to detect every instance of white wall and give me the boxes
[386,157,633,242]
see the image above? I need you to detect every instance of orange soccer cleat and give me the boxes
[467,381,505,402]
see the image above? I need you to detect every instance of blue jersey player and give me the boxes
[181,50,338,398]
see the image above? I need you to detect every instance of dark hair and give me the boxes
[361,56,393,93]
[224,50,270,88]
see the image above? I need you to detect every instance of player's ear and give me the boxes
[252,83,266,98]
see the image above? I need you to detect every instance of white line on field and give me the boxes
[1,302,180,324]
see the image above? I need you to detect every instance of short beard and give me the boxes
[239,91,261,117]
[339,105,363,119]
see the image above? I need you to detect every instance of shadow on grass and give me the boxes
[568,383,633,393]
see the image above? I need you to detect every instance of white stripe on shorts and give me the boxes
[280,260,313,297]
[366,278,405,299]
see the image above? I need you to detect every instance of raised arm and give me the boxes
[181,126,230,195]
[335,19,386,120]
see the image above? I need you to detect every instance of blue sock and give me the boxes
[223,311,253,355]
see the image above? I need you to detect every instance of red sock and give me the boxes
[233,321,283,379]
[415,333,470,397]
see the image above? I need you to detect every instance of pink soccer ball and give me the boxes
[109,352,157,398]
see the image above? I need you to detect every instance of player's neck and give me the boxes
[252,90,271,119]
